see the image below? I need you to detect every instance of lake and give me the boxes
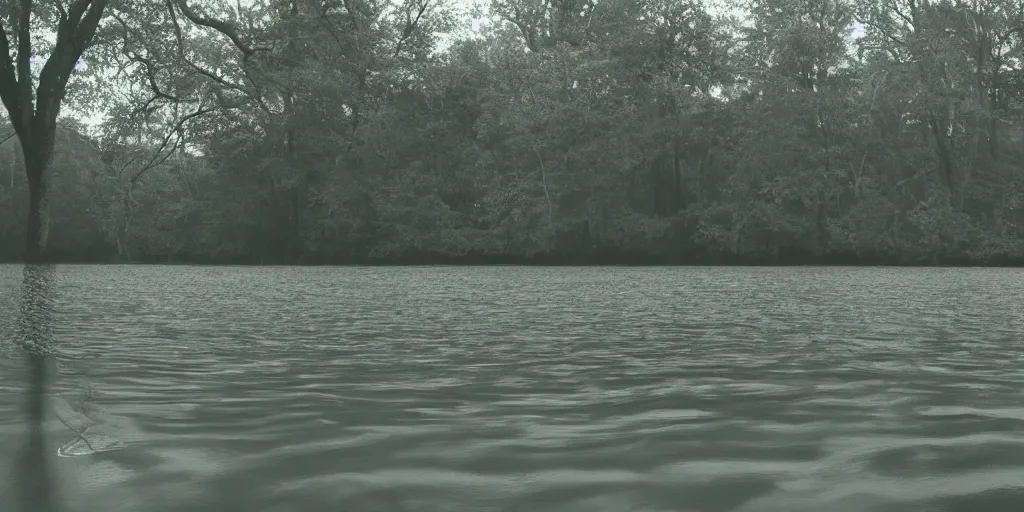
[2,265,1024,512]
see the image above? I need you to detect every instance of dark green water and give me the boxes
[2,265,1024,512]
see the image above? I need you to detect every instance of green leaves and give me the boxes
[5,0,1024,264]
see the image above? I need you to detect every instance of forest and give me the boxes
[3,0,1024,266]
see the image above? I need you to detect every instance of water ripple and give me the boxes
[2,265,1024,511]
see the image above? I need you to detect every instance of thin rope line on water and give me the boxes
[53,410,96,454]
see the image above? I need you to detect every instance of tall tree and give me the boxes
[1,3,108,512]
[0,0,108,262]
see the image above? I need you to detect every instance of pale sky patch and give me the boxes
[850,22,865,40]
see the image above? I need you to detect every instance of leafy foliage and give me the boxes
[4,0,1024,265]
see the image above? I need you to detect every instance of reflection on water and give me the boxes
[10,264,59,512]
[1,265,1024,512]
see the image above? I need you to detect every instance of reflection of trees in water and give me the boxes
[15,263,58,512]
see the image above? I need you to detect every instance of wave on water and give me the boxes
[3,265,1024,512]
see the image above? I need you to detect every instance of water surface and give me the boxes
[2,265,1024,512]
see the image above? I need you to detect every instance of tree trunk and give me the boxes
[928,114,958,207]
[23,158,49,264]
[989,60,1001,160]
[15,139,59,512]
[283,0,302,264]
[672,140,682,213]
[117,187,134,262]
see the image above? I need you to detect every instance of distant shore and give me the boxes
[2,251,1021,267]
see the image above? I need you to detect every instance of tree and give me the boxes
[4,0,1024,267]
[1,3,108,512]
[0,0,107,262]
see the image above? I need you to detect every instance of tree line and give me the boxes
[3,0,1024,266]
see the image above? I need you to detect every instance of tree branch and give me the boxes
[111,13,180,103]
[166,0,271,113]
[36,0,109,132]
[173,0,259,55]
[16,0,34,134]
[0,18,23,130]
[130,102,215,184]
[394,0,430,58]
